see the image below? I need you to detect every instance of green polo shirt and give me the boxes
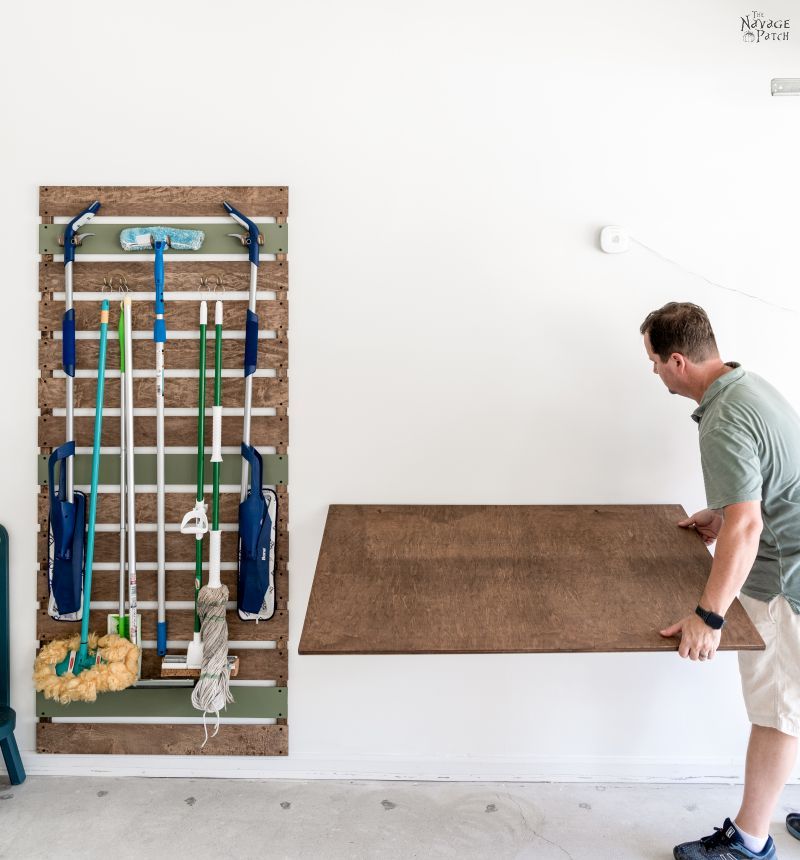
[692,364,800,612]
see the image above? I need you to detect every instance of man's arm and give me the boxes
[661,499,762,660]
[699,499,762,615]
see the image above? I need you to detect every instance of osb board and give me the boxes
[40,297,288,332]
[140,648,287,684]
[39,336,287,372]
[39,260,288,294]
[299,504,765,655]
[39,186,288,218]
[37,488,288,527]
[37,722,288,756]
[39,376,288,410]
[38,608,288,643]
[38,414,288,448]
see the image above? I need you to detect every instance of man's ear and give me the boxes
[671,352,686,371]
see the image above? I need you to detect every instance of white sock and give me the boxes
[733,819,768,854]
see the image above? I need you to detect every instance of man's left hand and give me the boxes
[660,612,722,661]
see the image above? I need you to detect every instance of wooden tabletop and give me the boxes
[299,505,764,654]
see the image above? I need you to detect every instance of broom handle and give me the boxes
[194,302,207,635]
[118,304,126,620]
[209,301,224,589]
[154,241,167,654]
[123,297,138,647]
[78,300,109,657]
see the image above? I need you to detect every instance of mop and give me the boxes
[48,201,100,620]
[108,303,128,637]
[120,227,205,656]
[35,300,139,704]
[122,295,139,649]
[192,300,234,731]
[223,202,278,622]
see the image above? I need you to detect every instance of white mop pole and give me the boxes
[123,296,138,648]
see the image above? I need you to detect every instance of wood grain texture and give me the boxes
[39,186,288,218]
[39,414,288,448]
[138,647,287,683]
[37,722,288,756]
[39,336,287,372]
[36,564,288,607]
[38,488,288,526]
[40,298,288,333]
[39,376,288,410]
[38,608,288,643]
[37,521,289,563]
[39,260,288,294]
[299,504,765,655]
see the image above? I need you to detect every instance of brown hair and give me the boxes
[640,302,719,363]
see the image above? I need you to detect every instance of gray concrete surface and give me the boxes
[1,777,799,859]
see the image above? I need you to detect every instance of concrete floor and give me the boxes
[2,777,800,859]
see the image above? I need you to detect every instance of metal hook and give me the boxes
[117,275,129,292]
[226,232,264,247]
[102,277,113,293]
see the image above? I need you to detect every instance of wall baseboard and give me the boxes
[21,752,792,783]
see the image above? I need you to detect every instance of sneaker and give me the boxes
[673,818,776,859]
[787,813,800,840]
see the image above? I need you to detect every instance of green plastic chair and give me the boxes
[0,525,25,784]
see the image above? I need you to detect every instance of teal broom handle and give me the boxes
[78,300,109,659]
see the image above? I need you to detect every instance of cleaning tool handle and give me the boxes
[118,303,126,372]
[211,406,223,463]
[63,201,101,264]
[208,530,222,589]
[79,299,109,651]
[153,240,167,343]
[62,309,76,377]
[241,443,263,496]
[244,310,258,378]
[157,622,166,655]
[48,441,75,506]
[223,201,260,266]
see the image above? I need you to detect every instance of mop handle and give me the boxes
[193,303,208,636]
[79,300,109,653]
[123,296,138,647]
[118,304,126,620]
[153,240,167,655]
[63,201,101,266]
[212,301,223,524]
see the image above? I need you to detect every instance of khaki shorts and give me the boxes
[738,593,800,737]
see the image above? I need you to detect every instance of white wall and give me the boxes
[3,0,800,780]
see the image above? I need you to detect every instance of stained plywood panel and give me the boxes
[39,186,288,218]
[299,504,765,655]
[39,260,288,294]
[37,722,287,756]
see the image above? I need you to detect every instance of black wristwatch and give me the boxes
[695,605,725,630]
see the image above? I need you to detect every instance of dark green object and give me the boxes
[38,452,288,486]
[36,685,287,719]
[0,525,26,784]
[40,223,288,256]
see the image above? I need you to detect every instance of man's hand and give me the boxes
[678,508,723,545]
[660,612,722,661]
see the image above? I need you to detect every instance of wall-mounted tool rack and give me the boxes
[36,186,289,756]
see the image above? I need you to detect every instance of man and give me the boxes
[641,302,800,860]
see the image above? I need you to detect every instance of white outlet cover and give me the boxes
[600,226,630,254]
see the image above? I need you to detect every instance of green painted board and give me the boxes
[40,223,288,256]
[38,452,288,486]
[36,686,287,719]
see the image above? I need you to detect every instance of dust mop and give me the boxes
[120,226,205,656]
[34,300,139,704]
[223,202,278,622]
[192,300,234,727]
[47,200,100,621]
